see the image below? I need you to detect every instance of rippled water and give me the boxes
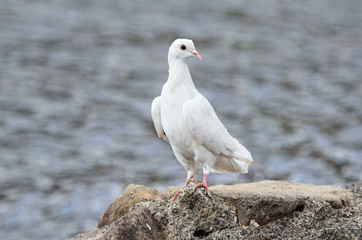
[0,0,361,239]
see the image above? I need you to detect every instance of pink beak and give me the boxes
[191,50,202,60]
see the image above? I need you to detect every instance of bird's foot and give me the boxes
[170,177,199,203]
[187,177,199,184]
[194,182,212,198]
[194,173,212,198]
[170,189,181,203]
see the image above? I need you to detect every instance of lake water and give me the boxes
[0,0,361,239]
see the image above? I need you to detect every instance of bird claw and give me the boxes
[187,178,199,184]
[171,176,212,203]
[171,177,199,203]
[194,183,212,198]
[207,190,212,198]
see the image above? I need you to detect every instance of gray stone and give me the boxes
[70,226,110,240]
[161,186,181,200]
[70,181,361,240]
[148,182,238,239]
[205,196,361,239]
[71,206,164,240]
[210,180,353,225]
[98,184,160,228]
[104,206,164,240]
[204,184,362,240]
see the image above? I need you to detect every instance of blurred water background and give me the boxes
[0,0,361,239]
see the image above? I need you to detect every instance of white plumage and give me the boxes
[151,39,253,201]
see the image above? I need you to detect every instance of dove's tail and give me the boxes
[231,143,253,165]
[211,143,253,174]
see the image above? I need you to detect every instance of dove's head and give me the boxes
[168,39,202,63]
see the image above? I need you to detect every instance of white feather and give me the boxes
[151,38,253,180]
[151,96,169,143]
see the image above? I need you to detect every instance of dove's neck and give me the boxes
[167,58,196,90]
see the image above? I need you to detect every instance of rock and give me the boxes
[70,181,361,240]
[161,186,181,199]
[204,195,361,240]
[104,206,164,240]
[70,226,110,240]
[210,180,353,226]
[148,182,238,239]
[98,184,160,228]
[71,206,164,240]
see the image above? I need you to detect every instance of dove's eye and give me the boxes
[180,44,186,50]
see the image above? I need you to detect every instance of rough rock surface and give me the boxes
[72,206,164,240]
[210,180,352,225]
[103,206,164,240]
[70,226,110,240]
[162,186,182,199]
[70,181,361,240]
[205,184,362,240]
[98,184,160,228]
[147,184,238,239]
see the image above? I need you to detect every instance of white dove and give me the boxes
[151,39,253,202]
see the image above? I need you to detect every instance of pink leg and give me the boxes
[170,177,199,203]
[194,173,212,197]
[170,190,181,203]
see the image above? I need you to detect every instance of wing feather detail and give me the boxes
[151,96,169,143]
[183,95,252,164]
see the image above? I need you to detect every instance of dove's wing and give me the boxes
[151,96,169,143]
[183,95,252,164]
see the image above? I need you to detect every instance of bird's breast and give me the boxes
[160,85,195,152]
